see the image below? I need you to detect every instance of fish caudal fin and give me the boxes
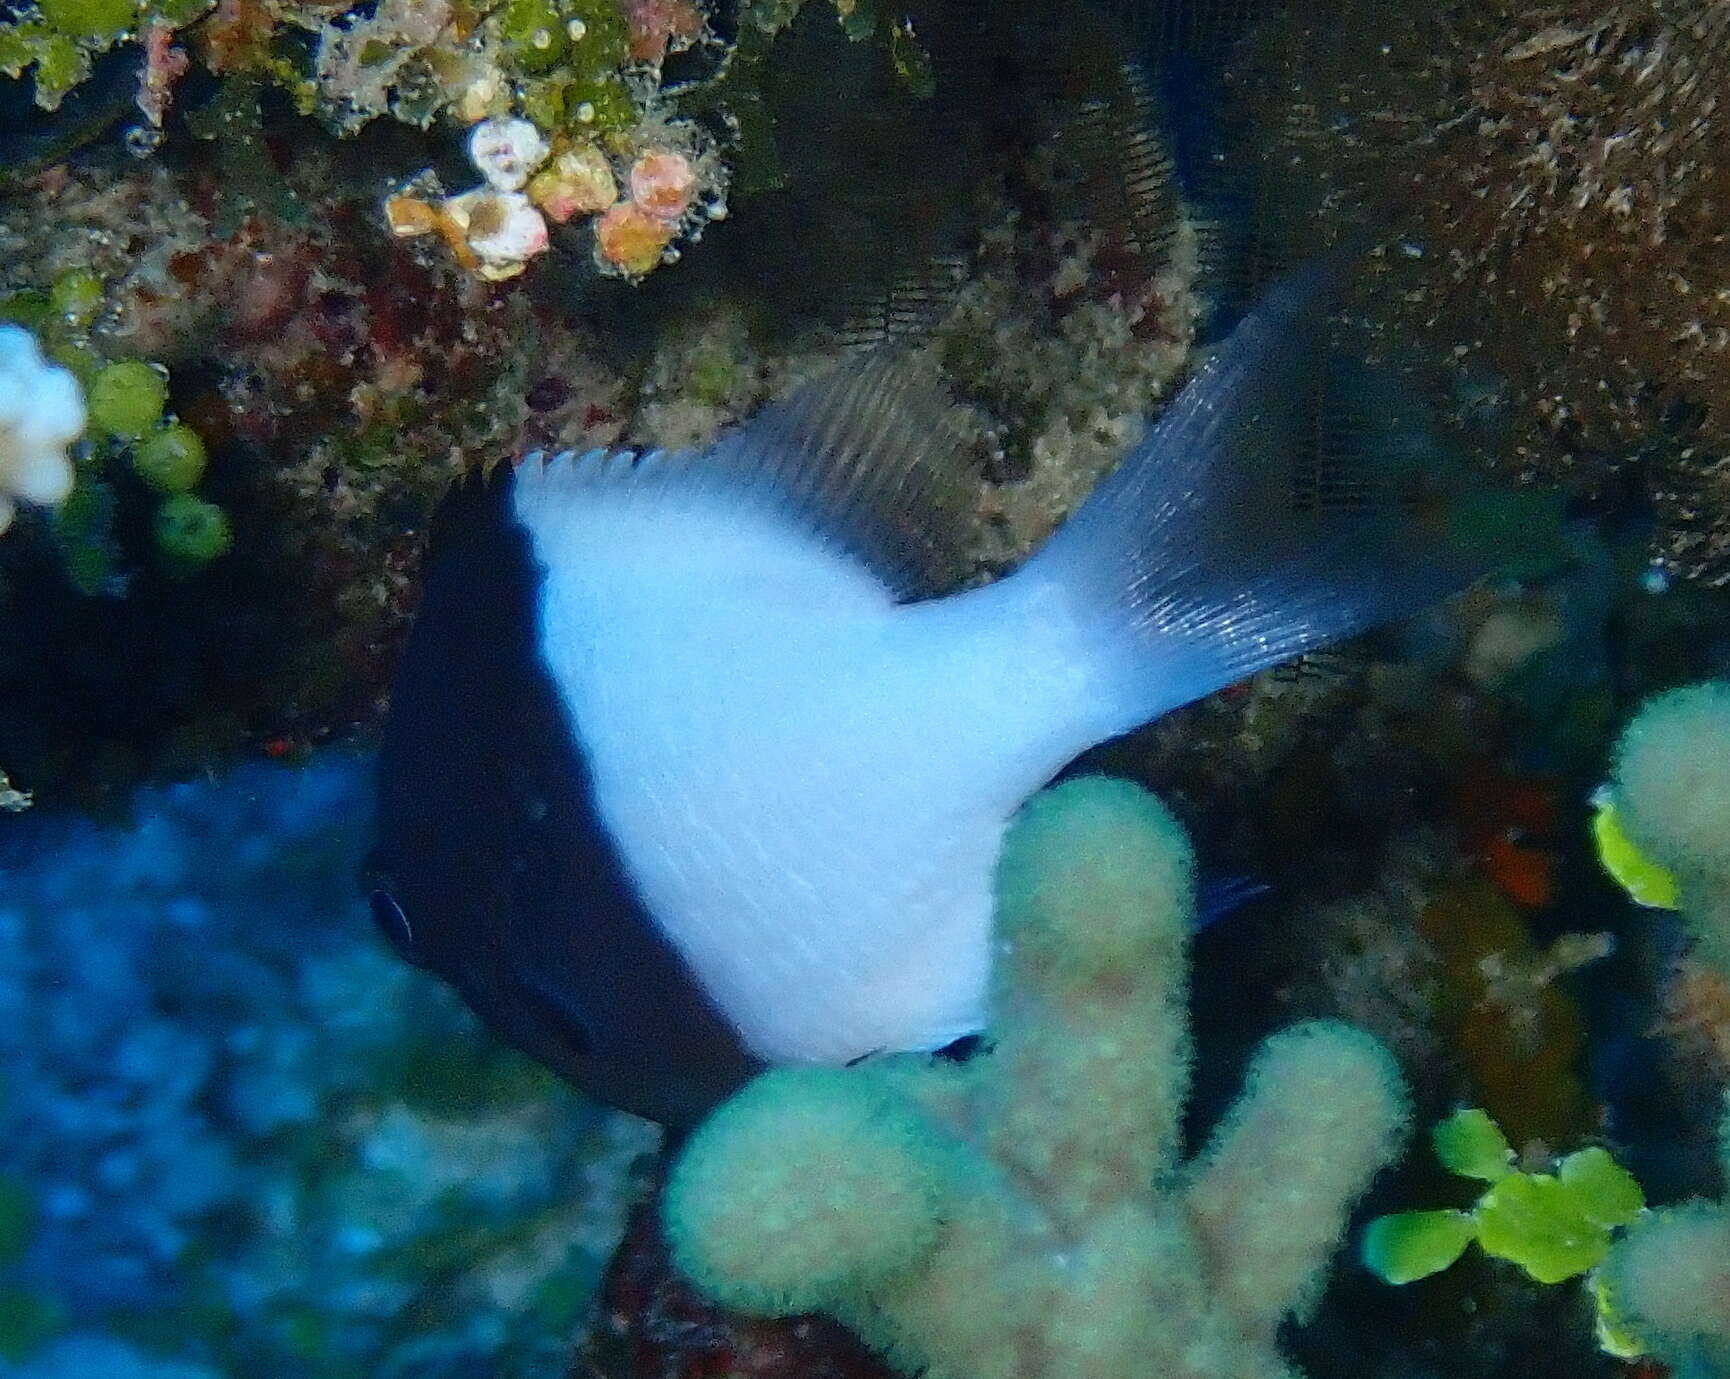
[1022,255,1484,725]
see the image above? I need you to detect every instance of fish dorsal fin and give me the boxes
[522,354,983,602]
[827,251,970,351]
[709,354,982,600]
[1061,58,1180,267]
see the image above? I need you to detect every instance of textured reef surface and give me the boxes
[4,0,1730,1377]
[0,755,653,1377]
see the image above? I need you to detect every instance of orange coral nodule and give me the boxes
[384,194,443,238]
[385,193,482,274]
[1454,766,1561,909]
[595,202,673,277]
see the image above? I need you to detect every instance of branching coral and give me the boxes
[1605,681,1730,969]
[663,777,1410,1379]
[1599,680,1730,1091]
[1584,682,1730,1374]
[1605,1098,1730,1378]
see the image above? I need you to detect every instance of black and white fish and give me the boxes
[369,265,1476,1125]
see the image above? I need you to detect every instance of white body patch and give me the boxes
[512,463,1135,1065]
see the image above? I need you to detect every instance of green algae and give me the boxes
[500,0,627,74]
[0,26,90,110]
[37,0,135,42]
[48,267,103,325]
[1431,1106,1513,1182]
[132,422,208,494]
[3,282,237,586]
[1474,1172,1617,1285]
[1361,1210,1477,1286]
[1364,1107,1646,1349]
[88,360,169,440]
[155,494,233,565]
[0,289,52,333]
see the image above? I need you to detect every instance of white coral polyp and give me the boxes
[449,189,550,279]
[468,117,550,192]
[0,324,84,536]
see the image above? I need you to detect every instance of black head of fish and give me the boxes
[369,464,759,1127]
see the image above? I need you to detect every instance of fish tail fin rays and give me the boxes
[1018,253,1489,727]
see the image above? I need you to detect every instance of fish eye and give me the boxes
[367,887,424,966]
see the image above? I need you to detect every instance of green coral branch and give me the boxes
[1605,1096,1730,1376]
[664,778,1409,1379]
[1595,680,1730,1377]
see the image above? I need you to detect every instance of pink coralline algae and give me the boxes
[621,0,704,63]
[591,149,703,277]
[628,149,697,224]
